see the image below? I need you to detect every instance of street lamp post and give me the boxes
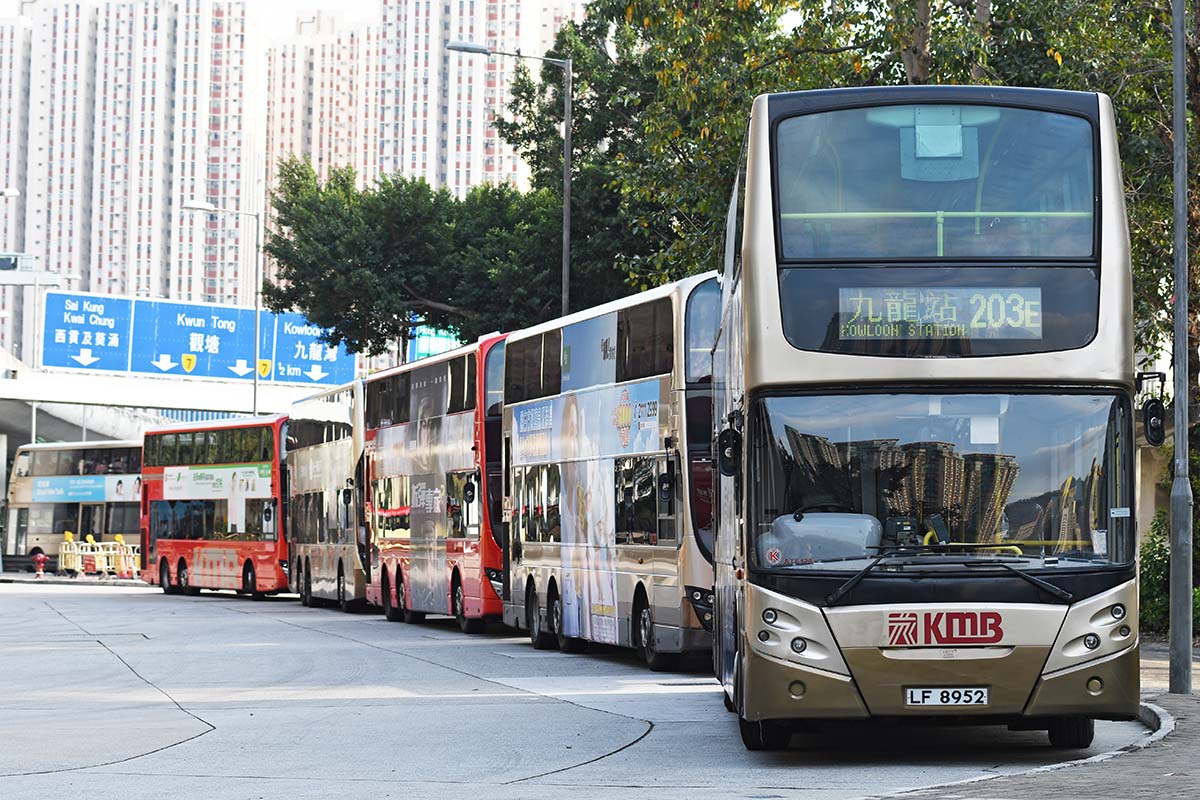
[446,40,571,317]
[183,199,263,415]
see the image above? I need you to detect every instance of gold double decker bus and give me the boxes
[713,87,1143,750]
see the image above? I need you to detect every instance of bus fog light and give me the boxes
[789,681,807,699]
[1083,633,1100,650]
[790,637,807,654]
[1111,604,1126,620]
[762,608,778,625]
[692,590,702,601]
[1086,677,1104,695]
[1119,625,1131,637]
[757,630,770,643]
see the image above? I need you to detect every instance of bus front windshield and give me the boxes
[776,105,1094,260]
[749,393,1131,571]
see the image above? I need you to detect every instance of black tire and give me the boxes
[723,690,736,712]
[302,563,314,607]
[159,560,176,595]
[738,716,792,751]
[549,591,586,653]
[634,599,677,672]
[337,567,352,612]
[527,585,554,649]
[382,572,403,622]
[399,577,425,624]
[1048,717,1094,749]
[454,580,486,634]
[178,561,199,596]
[244,563,264,601]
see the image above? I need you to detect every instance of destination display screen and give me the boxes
[778,266,1098,358]
[837,287,1043,341]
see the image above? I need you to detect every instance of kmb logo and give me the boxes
[886,611,1004,646]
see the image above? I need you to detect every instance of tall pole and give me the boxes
[1169,0,1193,695]
[252,212,262,416]
[561,59,572,317]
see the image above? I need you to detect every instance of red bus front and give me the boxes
[364,335,507,630]
[140,416,290,597]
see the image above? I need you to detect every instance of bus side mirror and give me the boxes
[342,487,353,506]
[464,481,477,504]
[658,471,674,502]
[1142,397,1166,447]
[717,429,741,478]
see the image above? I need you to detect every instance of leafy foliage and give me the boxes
[1140,511,1200,633]
[263,157,628,355]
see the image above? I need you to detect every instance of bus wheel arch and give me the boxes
[452,570,485,634]
[632,584,676,672]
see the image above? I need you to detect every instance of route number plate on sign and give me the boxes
[905,687,988,706]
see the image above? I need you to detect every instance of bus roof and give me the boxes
[14,440,142,452]
[505,271,718,346]
[364,331,507,386]
[143,414,287,436]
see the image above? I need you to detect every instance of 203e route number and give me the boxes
[905,687,989,706]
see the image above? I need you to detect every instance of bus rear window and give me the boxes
[775,105,1095,261]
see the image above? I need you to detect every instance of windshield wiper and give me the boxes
[825,550,916,606]
[968,559,1074,603]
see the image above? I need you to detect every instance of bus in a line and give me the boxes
[502,273,720,669]
[363,334,507,632]
[141,416,290,597]
[4,440,143,571]
[712,86,1143,750]
[287,381,367,610]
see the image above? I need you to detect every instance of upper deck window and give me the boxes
[776,105,1095,261]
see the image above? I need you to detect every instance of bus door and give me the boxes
[80,503,104,541]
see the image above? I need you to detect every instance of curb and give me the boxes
[872,701,1175,798]
[0,575,148,587]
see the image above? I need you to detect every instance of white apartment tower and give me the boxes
[1,0,253,361]
[0,16,32,353]
[378,0,583,198]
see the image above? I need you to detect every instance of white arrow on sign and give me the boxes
[150,353,177,371]
[304,364,329,381]
[70,348,100,367]
[228,359,254,377]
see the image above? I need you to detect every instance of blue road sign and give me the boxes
[268,312,355,384]
[40,291,354,386]
[41,293,134,372]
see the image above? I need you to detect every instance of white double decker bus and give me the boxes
[713,87,1143,750]
[502,273,720,669]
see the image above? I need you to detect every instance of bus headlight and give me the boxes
[686,585,715,631]
[484,568,503,598]
[790,637,808,654]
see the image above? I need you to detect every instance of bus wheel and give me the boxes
[723,690,736,713]
[1048,717,1094,749]
[244,562,263,601]
[179,561,199,596]
[527,585,554,650]
[337,566,352,613]
[299,563,310,606]
[400,578,425,624]
[635,599,677,672]
[159,560,176,595]
[454,579,485,634]
[382,572,403,622]
[738,716,791,751]
[549,591,586,653]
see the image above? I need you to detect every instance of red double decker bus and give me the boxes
[364,334,507,632]
[140,416,290,598]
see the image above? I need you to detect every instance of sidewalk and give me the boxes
[0,571,147,587]
[896,643,1200,799]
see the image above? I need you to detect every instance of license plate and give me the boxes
[905,687,989,706]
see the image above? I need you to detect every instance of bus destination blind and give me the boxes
[837,287,1043,340]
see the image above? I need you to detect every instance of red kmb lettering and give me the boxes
[922,611,1003,645]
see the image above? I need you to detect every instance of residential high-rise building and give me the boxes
[378,0,582,198]
[1,0,254,361]
[0,16,33,353]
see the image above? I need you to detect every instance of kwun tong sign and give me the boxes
[39,290,354,385]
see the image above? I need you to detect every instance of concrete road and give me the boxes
[0,584,1151,800]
